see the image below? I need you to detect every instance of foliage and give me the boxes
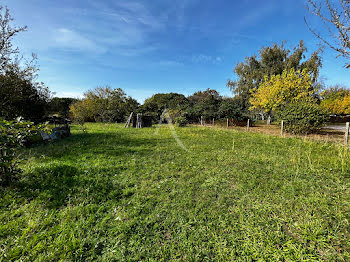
[165,109,185,123]
[70,86,139,124]
[187,89,222,121]
[306,0,350,67]
[0,6,51,121]
[320,85,350,114]
[0,72,50,121]
[1,123,349,260]
[174,116,187,127]
[0,118,47,185]
[142,93,188,121]
[250,68,316,113]
[276,102,329,134]
[47,97,79,118]
[227,41,322,113]
[69,100,93,132]
[218,97,248,120]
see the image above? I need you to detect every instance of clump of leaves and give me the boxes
[175,116,188,127]
[0,118,48,185]
[276,102,329,134]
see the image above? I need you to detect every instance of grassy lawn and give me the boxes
[1,123,350,261]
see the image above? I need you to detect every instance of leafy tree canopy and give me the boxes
[250,68,316,113]
[47,97,79,118]
[320,85,350,114]
[227,41,322,101]
[187,89,222,120]
[70,86,139,123]
[142,93,189,120]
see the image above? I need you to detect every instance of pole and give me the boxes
[227,118,229,128]
[345,122,350,146]
[281,120,284,136]
[247,119,250,131]
[201,116,203,126]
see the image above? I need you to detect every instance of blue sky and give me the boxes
[3,0,350,102]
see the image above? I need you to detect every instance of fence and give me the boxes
[197,116,350,146]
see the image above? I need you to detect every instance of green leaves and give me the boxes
[276,103,329,134]
[0,118,48,185]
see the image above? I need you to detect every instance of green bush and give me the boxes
[175,116,188,127]
[0,118,48,186]
[276,102,329,134]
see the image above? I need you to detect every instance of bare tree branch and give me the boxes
[305,0,350,67]
[0,6,27,73]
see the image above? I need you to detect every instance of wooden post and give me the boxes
[227,118,229,128]
[267,115,271,125]
[281,120,284,136]
[212,118,215,126]
[247,119,250,131]
[200,116,203,126]
[345,122,350,146]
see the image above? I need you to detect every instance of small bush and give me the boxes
[0,118,48,186]
[276,102,329,134]
[175,116,188,127]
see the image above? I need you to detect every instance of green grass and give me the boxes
[1,123,350,261]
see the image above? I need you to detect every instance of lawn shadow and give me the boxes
[16,164,79,209]
[27,131,170,161]
[14,163,125,209]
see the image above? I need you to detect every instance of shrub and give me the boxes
[0,118,48,186]
[276,102,329,134]
[175,116,188,127]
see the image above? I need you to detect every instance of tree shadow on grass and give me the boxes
[27,131,170,161]
[12,131,174,209]
[16,164,124,209]
[16,164,78,209]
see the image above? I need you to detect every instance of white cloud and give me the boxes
[53,91,84,99]
[191,54,223,64]
[53,28,101,52]
[158,60,184,67]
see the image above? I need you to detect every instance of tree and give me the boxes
[218,97,248,120]
[276,102,329,134]
[47,97,78,118]
[0,71,50,121]
[250,68,328,134]
[142,93,189,121]
[227,41,322,113]
[0,5,50,121]
[320,85,350,114]
[305,0,350,67]
[187,89,222,121]
[0,6,27,73]
[250,68,316,113]
[70,100,93,131]
[70,86,139,123]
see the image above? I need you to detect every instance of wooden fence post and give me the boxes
[345,122,350,146]
[247,119,250,131]
[212,118,215,126]
[281,120,284,136]
[267,115,271,125]
[227,118,229,128]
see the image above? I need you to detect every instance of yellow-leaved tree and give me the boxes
[342,95,350,114]
[320,88,350,115]
[250,68,328,134]
[250,68,315,113]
